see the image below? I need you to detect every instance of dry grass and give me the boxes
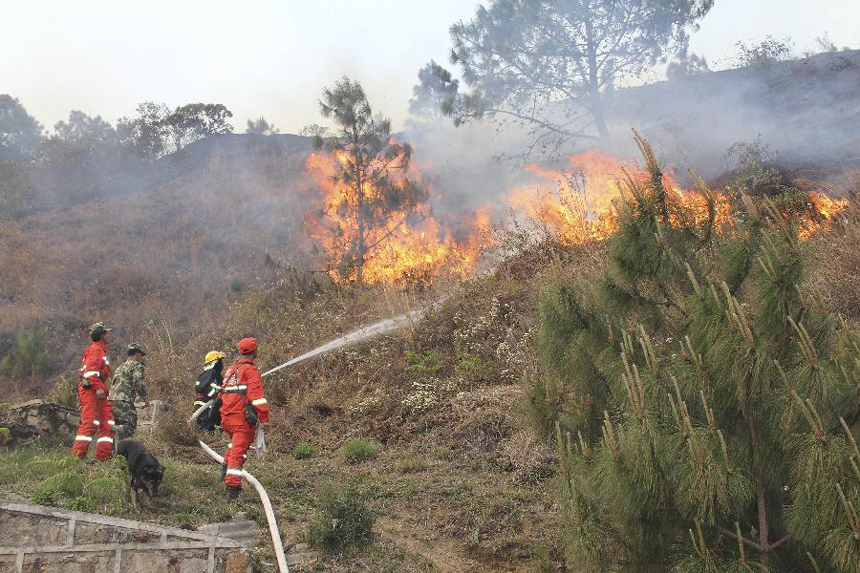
[803,194,860,325]
[0,149,310,398]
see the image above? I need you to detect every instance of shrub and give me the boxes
[291,441,315,460]
[229,276,246,293]
[339,438,378,464]
[433,445,454,460]
[0,428,10,446]
[32,472,85,506]
[530,545,552,573]
[86,476,127,508]
[537,135,860,570]
[27,456,80,478]
[454,338,483,374]
[50,375,79,409]
[405,350,443,374]
[0,161,36,217]
[307,480,374,553]
[0,326,53,382]
[158,407,198,447]
[66,496,96,512]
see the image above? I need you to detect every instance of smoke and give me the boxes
[601,49,860,181]
[393,48,860,229]
[404,121,518,220]
[2,47,859,400]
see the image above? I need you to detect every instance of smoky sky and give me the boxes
[2,0,858,135]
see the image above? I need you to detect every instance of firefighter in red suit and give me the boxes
[220,337,269,499]
[71,322,116,461]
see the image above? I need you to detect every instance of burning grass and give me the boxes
[303,150,492,287]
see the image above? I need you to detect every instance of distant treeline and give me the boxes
[0,98,287,217]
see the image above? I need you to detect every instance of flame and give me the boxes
[303,150,489,285]
[508,151,732,244]
[304,147,847,286]
[809,190,848,220]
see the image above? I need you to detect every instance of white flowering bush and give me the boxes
[350,391,384,416]
[402,380,439,413]
[452,295,536,385]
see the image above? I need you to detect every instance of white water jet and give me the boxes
[261,307,427,377]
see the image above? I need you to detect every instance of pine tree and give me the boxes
[315,77,428,286]
[534,133,859,572]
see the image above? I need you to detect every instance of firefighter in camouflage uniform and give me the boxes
[110,343,150,441]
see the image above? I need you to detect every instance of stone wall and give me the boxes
[0,500,252,573]
[0,400,80,445]
[0,399,171,446]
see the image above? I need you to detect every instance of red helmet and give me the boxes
[237,337,258,355]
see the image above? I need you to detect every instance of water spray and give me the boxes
[189,307,429,573]
[261,308,426,377]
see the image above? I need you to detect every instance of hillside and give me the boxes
[4,48,860,402]
[0,134,316,399]
[1,179,857,571]
[0,234,592,571]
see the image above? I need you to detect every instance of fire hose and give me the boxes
[190,401,289,573]
[187,307,430,573]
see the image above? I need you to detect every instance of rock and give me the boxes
[225,552,253,573]
[0,400,80,443]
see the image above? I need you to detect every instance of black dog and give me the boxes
[117,440,164,507]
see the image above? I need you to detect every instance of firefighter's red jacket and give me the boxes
[79,341,111,393]
[219,358,269,423]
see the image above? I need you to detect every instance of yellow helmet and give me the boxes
[204,350,226,365]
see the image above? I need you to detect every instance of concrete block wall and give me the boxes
[0,501,252,573]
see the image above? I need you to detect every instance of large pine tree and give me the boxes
[534,133,859,572]
[315,77,428,286]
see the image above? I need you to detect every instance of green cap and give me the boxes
[127,342,146,356]
[89,322,111,337]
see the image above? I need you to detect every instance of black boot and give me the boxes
[226,485,241,501]
[220,463,228,483]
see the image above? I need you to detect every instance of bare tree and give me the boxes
[445,0,713,159]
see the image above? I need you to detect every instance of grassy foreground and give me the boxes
[0,417,560,572]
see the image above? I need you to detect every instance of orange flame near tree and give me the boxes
[304,151,490,286]
[304,148,848,286]
[508,150,734,243]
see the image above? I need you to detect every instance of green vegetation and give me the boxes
[0,326,53,382]
[454,338,483,374]
[533,135,860,571]
[31,472,86,506]
[405,350,443,374]
[290,441,315,460]
[0,441,236,525]
[0,428,10,446]
[307,480,375,553]
[229,275,246,293]
[529,545,552,573]
[339,438,378,464]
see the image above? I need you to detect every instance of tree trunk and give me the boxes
[584,9,611,142]
[757,478,771,566]
[354,146,365,288]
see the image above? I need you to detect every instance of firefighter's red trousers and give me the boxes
[222,418,254,489]
[72,386,115,461]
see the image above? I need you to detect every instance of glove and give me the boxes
[81,378,91,389]
[210,398,222,425]
[244,403,258,427]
